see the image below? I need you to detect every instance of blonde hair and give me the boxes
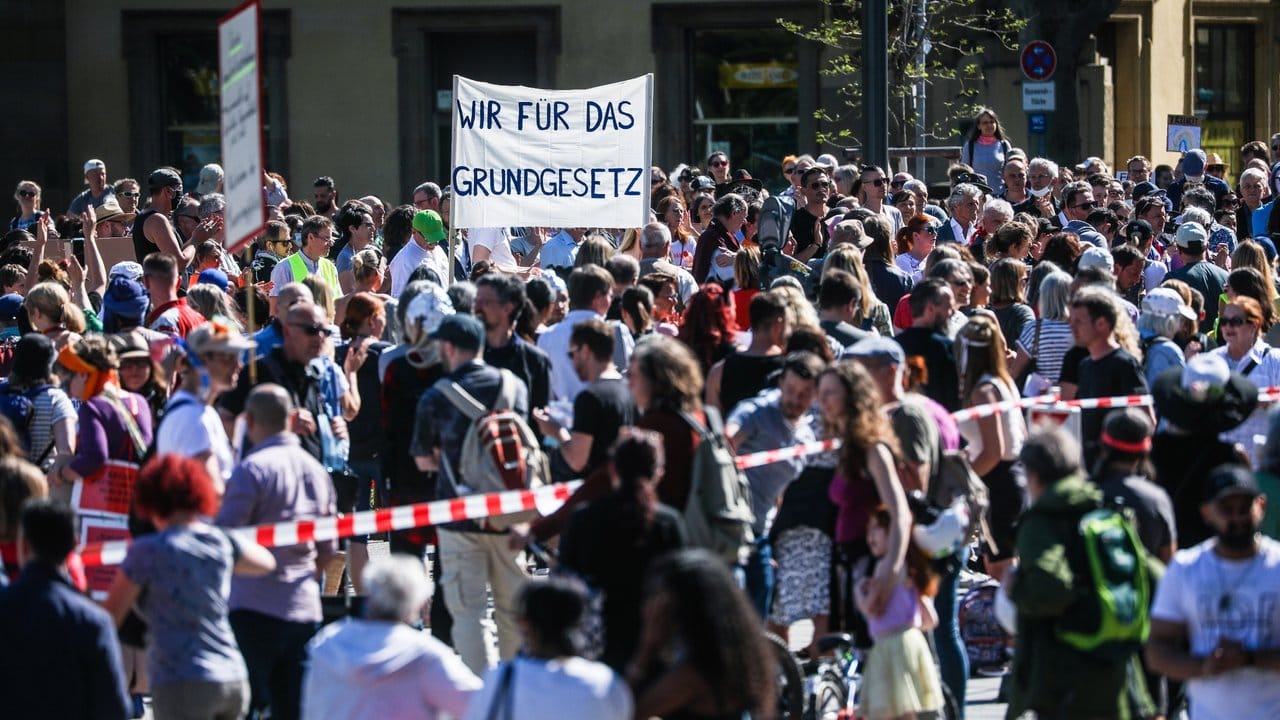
[1232,241,1278,301]
[300,274,336,322]
[187,284,244,330]
[955,313,1013,397]
[618,229,641,257]
[351,247,385,287]
[821,245,875,320]
[734,245,761,290]
[770,284,820,331]
[25,282,85,333]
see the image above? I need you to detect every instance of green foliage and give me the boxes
[781,0,1027,147]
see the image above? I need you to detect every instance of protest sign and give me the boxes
[72,460,140,518]
[80,515,130,600]
[219,0,267,254]
[450,75,653,229]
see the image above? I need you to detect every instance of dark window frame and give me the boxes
[391,6,561,194]
[122,10,292,180]
[651,2,821,170]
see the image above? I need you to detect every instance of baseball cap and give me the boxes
[1077,246,1115,273]
[692,176,716,191]
[11,333,57,381]
[1131,181,1164,203]
[109,331,152,362]
[1142,287,1196,322]
[412,210,447,243]
[196,164,224,195]
[1101,407,1154,454]
[196,268,230,292]
[1122,219,1153,244]
[1174,222,1208,251]
[1182,149,1207,179]
[83,159,105,174]
[1204,463,1260,503]
[428,313,485,352]
[109,261,144,282]
[844,336,906,365]
[185,319,254,356]
[0,294,23,323]
[955,172,993,194]
[147,168,183,191]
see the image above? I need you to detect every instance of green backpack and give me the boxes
[678,408,756,566]
[1056,507,1151,660]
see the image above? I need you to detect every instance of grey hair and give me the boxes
[640,221,672,251]
[946,183,982,210]
[1179,206,1211,227]
[983,198,1014,221]
[245,383,292,433]
[1241,168,1268,186]
[1037,270,1073,321]
[362,555,432,623]
[1028,157,1060,178]
[413,182,442,200]
[712,193,747,219]
[770,275,805,293]
[447,281,476,315]
[197,193,226,219]
[833,164,859,185]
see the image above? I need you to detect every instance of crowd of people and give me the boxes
[1,105,1280,719]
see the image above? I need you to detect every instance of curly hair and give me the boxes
[134,454,219,520]
[630,335,704,413]
[644,549,775,717]
[1040,231,1084,272]
[823,361,900,475]
[677,283,736,369]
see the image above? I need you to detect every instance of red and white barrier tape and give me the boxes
[949,394,1059,423]
[78,481,582,569]
[734,439,840,469]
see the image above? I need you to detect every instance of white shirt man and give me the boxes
[389,210,450,297]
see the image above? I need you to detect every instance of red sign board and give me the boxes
[1020,41,1057,82]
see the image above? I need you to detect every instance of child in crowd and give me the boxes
[855,505,943,720]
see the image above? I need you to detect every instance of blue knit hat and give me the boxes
[101,276,150,332]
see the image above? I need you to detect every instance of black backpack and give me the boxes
[0,382,55,462]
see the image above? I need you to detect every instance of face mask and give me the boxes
[1029,185,1053,199]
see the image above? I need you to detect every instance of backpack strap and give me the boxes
[100,390,149,463]
[433,377,489,422]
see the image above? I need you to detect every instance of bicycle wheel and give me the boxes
[936,680,962,720]
[764,632,805,720]
[808,669,847,720]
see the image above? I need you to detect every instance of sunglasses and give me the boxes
[119,191,140,198]
[809,181,830,189]
[17,190,36,198]
[1073,201,1096,210]
[865,178,888,187]
[922,226,938,235]
[288,322,333,337]
[709,161,727,168]
[1220,315,1252,327]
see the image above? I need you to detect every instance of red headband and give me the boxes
[1101,431,1151,454]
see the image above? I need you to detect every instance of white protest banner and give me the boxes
[450,75,653,229]
[219,0,266,254]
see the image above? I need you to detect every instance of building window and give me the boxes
[1194,23,1254,175]
[392,8,560,192]
[691,28,800,180]
[652,3,820,185]
[124,12,291,184]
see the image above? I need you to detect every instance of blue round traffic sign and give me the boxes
[1021,41,1057,81]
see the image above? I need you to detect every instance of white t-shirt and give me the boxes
[156,390,235,482]
[467,227,519,271]
[1150,537,1280,720]
[388,240,448,297]
[462,656,632,720]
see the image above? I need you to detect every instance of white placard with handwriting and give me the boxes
[219,1,266,254]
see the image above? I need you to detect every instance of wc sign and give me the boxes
[450,74,654,229]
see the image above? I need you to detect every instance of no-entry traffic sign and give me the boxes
[1021,41,1057,82]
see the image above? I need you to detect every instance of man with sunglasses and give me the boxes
[220,302,350,465]
[1060,181,1108,248]
[855,164,903,236]
[270,215,342,317]
[791,167,832,262]
[133,167,196,267]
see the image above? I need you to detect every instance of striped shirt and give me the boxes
[1015,318,1075,383]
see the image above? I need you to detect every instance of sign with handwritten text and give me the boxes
[219,0,266,254]
[450,75,653,229]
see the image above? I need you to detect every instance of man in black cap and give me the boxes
[410,313,532,675]
[1090,408,1177,562]
[1147,464,1280,719]
[132,167,194,267]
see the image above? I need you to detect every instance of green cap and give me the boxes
[412,210,446,243]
